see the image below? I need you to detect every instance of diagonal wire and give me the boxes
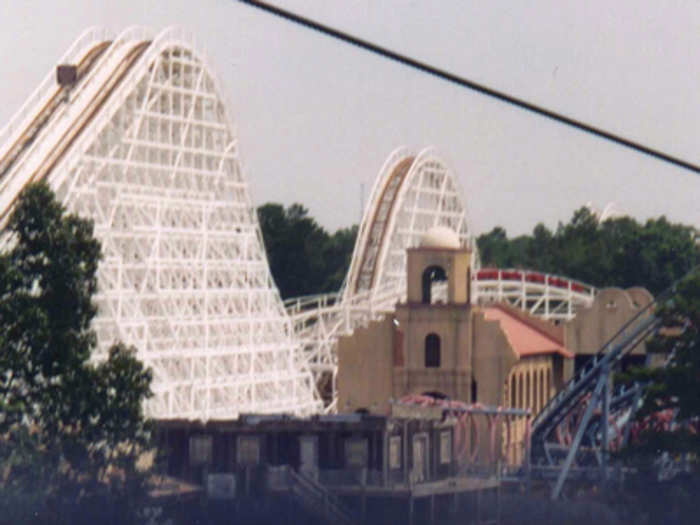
[238,0,700,175]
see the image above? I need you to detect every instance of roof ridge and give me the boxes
[491,303,565,345]
[483,303,573,358]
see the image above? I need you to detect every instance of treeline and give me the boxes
[257,203,357,299]
[257,203,698,299]
[477,207,699,295]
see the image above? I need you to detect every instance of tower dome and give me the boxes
[420,226,461,249]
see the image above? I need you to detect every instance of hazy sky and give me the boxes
[0,0,697,236]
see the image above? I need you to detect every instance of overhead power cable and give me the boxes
[238,0,700,175]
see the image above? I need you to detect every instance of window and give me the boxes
[526,372,531,409]
[421,265,447,304]
[299,435,318,470]
[518,374,524,409]
[412,434,429,483]
[540,370,546,411]
[345,438,369,468]
[389,436,402,469]
[440,431,452,465]
[207,473,236,500]
[425,333,441,367]
[237,435,261,466]
[189,435,213,466]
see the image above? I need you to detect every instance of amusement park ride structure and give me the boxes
[0,27,320,420]
[0,26,600,420]
[285,146,596,412]
[0,28,679,499]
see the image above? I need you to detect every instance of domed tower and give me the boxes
[393,226,474,401]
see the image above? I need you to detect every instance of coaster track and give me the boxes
[286,147,596,411]
[0,27,319,420]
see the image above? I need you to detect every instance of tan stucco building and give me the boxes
[337,227,573,420]
[563,286,656,374]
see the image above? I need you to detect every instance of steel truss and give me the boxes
[529,290,663,498]
[0,26,319,420]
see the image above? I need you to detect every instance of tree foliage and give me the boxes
[257,203,357,299]
[612,271,700,525]
[258,203,698,300]
[477,207,699,294]
[618,271,700,460]
[0,183,153,524]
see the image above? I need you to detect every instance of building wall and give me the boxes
[157,415,457,490]
[337,243,576,469]
[337,317,394,413]
[504,356,555,414]
[393,303,472,401]
[472,311,519,406]
[502,355,556,464]
[565,287,653,356]
[337,303,527,412]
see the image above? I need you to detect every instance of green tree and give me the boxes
[620,217,698,294]
[476,207,699,294]
[614,270,700,525]
[257,203,328,298]
[527,223,555,272]
[475,226,511,267]
[257,203,358,299]
[0,183,153,525]
[322,224,358,292]
[621,271,700,460]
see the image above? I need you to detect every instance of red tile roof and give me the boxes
[483,305,573,358]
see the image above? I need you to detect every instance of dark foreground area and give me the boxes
[2,474,698,525]
[152,473,699,525]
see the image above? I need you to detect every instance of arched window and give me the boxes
[518,373,524,409]
[421,265,447,304]
[525,372,531,410]
[539,370,546,411]
[425,333,441,368]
